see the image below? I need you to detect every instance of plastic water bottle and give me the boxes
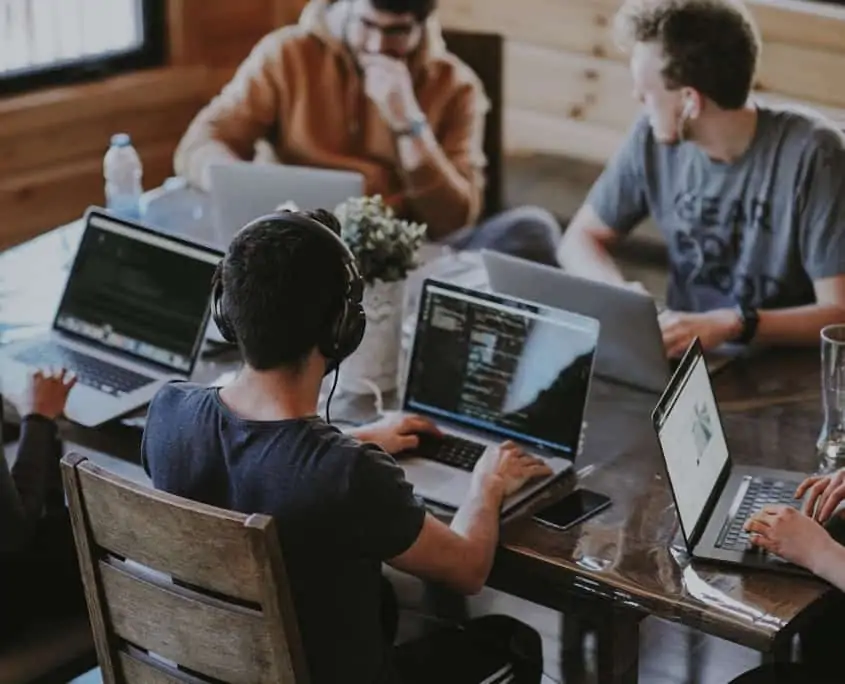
[104,133,143,220]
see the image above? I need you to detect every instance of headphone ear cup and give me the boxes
[211,277,237,344]
[320,300,366,373]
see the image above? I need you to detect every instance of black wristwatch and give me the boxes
[734,303,760,344]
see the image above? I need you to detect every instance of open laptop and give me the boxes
[652,337,812,575]
[398,278,600,513]
[208,162,364,248]
[483,250,669,394]
[0,208,221,428]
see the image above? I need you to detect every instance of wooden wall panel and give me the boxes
[440,0,845,159]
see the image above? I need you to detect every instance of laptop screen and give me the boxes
[403,280,600,458]
[653,342,731,542]
[54,213,221,374]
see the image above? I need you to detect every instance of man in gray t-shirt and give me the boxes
[559,0,845,358]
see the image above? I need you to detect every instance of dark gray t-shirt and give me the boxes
[587,105,845,311]
[141,382,426,684]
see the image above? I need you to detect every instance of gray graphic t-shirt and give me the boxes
[587,105,845,312]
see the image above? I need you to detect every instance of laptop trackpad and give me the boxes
[402,459,457,493]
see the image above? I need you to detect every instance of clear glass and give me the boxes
[817,324,845,472]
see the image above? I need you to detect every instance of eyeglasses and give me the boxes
[352,14,421,46]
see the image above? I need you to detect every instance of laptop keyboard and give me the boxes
[414,433,486,472]
[716,477,801,551]
[13,342,154,397]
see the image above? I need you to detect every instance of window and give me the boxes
[0,0,165,96]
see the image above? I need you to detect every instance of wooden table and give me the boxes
[1,219,835,684]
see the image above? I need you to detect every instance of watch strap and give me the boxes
[735,304,760,344]
[393,115,428,139]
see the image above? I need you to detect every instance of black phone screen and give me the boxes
[532,489,611,531]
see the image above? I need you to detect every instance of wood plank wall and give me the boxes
[3,0,844,248]
[438,0,845,163]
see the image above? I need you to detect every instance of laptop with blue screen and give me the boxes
[399,279,600,513]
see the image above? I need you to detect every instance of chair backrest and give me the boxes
[442,29,504,219]
[60,453,309,684]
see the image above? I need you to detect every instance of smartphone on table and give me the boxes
[532,488,612,532]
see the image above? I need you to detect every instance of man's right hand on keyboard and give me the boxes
[471,441,553,497]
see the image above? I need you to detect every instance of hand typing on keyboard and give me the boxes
[350,413,442,455]
[14,367,76,420]
[796,469,845,523]
[471,441,554,498]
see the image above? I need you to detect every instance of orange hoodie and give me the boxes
[173,0,489,237]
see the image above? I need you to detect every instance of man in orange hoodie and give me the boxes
[174,0,561,265]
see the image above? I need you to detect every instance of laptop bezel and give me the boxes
[51,206,223,377]
[401,277,600,461]
[651,337,734,551]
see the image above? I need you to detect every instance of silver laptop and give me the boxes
[399,278,600,513]
[0,207,221,428]
[483,250,670,394]
[652,338,812,575]
[208,162,364,247]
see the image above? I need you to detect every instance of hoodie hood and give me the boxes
[298,0,447,72]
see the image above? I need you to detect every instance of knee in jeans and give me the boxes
[501,205,561,243]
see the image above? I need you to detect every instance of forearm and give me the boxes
[449,476,505,590]
[558,227,627,285]
[811,537,845,590]
[174,133,244,193]
[11,416,59,522]
[397,131,479,239]
[755,304,845,346]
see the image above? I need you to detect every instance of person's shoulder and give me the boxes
[148,380,215,419]
[424,29,488,105]
[761,103,845,154]
[245,24,320,65]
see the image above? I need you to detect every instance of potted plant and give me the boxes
[333,195,426,394]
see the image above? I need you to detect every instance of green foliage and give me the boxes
[334,195,427,284]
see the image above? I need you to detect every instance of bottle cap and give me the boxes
[110,133,132,148]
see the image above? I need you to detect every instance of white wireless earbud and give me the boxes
[682,98,695,119]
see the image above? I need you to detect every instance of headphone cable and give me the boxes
[325,366,340,424]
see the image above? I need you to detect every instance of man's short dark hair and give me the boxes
[220,210,347,371]
[370,0,436,21]
[614,0,761,110]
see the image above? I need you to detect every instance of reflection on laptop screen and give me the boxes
[656,353,730,537]
[403,282,599,457]
[54,215,220,373]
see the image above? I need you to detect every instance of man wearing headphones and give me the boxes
[141,210,550,684]
[558,0,845,358]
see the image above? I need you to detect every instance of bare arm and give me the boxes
[754,275,845,346]
[557,205,627,285]
[388,476,504,594]
[388,443,551,595]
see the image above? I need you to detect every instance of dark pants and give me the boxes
[0,512,86,646]
[381,578,542,684]
[443,205,561,267]
[394,615,543,684]
[730,663,838,683]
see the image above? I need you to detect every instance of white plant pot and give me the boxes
[336,278,405,395]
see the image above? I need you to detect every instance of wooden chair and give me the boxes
[60,453,309,684]
[442,30,505,219]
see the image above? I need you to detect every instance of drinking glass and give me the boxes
[817,324,845,472]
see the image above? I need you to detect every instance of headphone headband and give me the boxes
[210,211,366,372]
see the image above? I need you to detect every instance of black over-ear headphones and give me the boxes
[210,212,366,373]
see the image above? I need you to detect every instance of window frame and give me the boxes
[0,0,166,96]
